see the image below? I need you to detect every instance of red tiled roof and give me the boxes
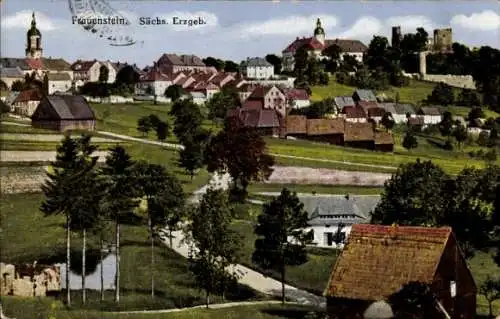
[344,122,374,141]
[141,70,170,82]
[284,88,309,101]
[283,37,324,53]
[13,88,44,103]
[343,106,366,119]
[242,100,264,110]
[325,224,452,300]
[367,107,386,118]
[229,107,281,128]
[248,86,273,99]
[71,60,98,72]
[25,58,43,70]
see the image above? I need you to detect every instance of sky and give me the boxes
[1,1,499,68]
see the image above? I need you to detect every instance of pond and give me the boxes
[57,253,116,290]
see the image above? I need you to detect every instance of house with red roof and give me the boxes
[282,18,367,72]
[136,67,172,96]
[12,88,44,117]
[243,85,287,117]
[342,106,367,123]
[71,60,101,84]
[282,88,310,109]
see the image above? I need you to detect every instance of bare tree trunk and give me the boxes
[115,219,120,303]
[100,238,104,301]
[206,290,210,308]
[281,264,286,305]
[82,228,86,304]
[66,214,71,306]
[150,218,155,299]
[169,227,173,248]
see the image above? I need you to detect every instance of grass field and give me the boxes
[266,137,499,175]
[0,194,266,313]
[248,183,384,195]
[90,103,218,143]
[447,105,500,119]
[0,298,321,319]
[310,79,439,104]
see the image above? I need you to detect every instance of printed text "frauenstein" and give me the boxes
[72,16,129,25]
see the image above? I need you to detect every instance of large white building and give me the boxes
[239,57,274,79]
[282,18,368,72]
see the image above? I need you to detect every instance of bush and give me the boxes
[477,131,489,146]
[335,71,351,85]
[484,149,497,162]
[444,140,454,150]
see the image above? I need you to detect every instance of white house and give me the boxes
[136,69,172,96]
[418,107,442,125]
[0,67,24,89]
[283,88,310,109]
[100,61,118,83]
[379,103,416,124]
[190,91,206,105]
[47,72,72,94]
[298,195,380,249]
[240,57,274,80]
[71,60,101,85]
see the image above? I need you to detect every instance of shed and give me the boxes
[31,95,96,132]
[344,122,374,149]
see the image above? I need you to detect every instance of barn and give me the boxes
[31,95,96,132]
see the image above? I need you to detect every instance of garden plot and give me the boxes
[267,166,392,186]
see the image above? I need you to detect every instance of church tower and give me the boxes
[314,18,325,45]
[26,12,43,59]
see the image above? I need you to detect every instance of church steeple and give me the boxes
[314,18,325,45]
[26,12,43,59]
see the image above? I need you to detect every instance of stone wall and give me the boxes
[421,74,476,89]
[0,262,61,297]
[83,95,135,104]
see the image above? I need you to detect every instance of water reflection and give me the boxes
[58,253,116,290]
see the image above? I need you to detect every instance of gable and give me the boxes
[31,98,60,120]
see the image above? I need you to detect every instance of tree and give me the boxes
[488,127,499,148]
[224,60,239,73]
[453,123,468,149]
[148,114,161,128]
[265,54,282,74]
[115,65,140,86]
[185,189,241,307]
[468,107,485,125]
[458,88,481,107]
[439,111,454,140]
[0,100,10,114]
[202,57,225,71]
[155,120,169,143]
[137,116,152,137]
[165,84,184,102]
[470,46,500,112]
[69,135,103,304]
[427,83,455,106]
[366,36,392,72]
[133,162,185,299]
[479,276,500,318]
[170,99,204,144]
[179,138,204,179]
[206,87,241,122]
[40,135,97,306]
[402,132,418,151]
[11,80,24,91]
[252,188,310,304]
[305,98,336,119]
[389,281,438,319]
[100,146,139,303]
[99,65,109,83]
[381,112,395,131]
[322,44,342,63]
[294,44,310,77]
[204,116,274,201]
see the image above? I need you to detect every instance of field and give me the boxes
[90,102,219,143]
[247,183,383,195]
[0,194,267,313]
[0,298,321,319]
[310,78,440,104]
[266,137,499,175]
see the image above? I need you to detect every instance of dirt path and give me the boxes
[0,151,109,162]
[0,133,121,143]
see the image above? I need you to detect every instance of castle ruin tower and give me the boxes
[314,18,325,46]
[26,12,43,59]
[391,26,402,48]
